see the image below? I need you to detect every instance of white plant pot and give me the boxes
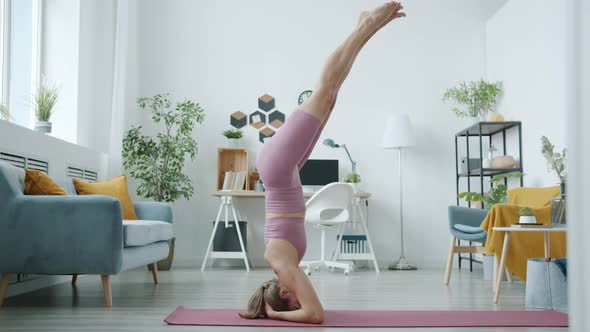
[460,116,479,128]
[226,138,242,148]
[519,216,537,224]
[34,121,52,134]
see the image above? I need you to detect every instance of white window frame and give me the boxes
[0,0,42,126]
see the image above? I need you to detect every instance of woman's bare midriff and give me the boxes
[266,211,306,219]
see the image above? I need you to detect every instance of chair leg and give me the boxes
[71,274,78,286]
[0,273,10,307]
[444,236,456,285]
[150,263,159,285]
[469,241,473,272]
[505,268,513,283]
[101,275,112,307]
[457,238,462,270]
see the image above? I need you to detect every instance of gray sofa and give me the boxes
[0,161,173,307]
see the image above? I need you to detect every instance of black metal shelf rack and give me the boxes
[454,121,524,271]
[455,121,524,207]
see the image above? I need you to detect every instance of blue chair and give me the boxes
[444,206,488,285]
[0,161,173,307]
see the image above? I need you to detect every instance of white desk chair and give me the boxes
[300,182,354,275]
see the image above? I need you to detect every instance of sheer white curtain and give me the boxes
[568,0,589,331]
[108,0,130,177]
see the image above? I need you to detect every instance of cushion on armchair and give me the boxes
[123,220,173,247]
[453,224,485,234]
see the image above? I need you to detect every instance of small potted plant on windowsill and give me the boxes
[519,207,537,224]
[32,77,60,134]
[343,172,362,191]
[0,105,8,121]
[222,128,244,148]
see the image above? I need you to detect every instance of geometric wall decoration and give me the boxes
[249,110,267,129]
[229,93,286,144]
[258,94,275,112]
[269,110,285,129]
[230,111,247,128]
[259,127,275,143]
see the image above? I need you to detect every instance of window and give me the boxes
[0,0,41,127]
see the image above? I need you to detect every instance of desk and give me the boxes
[491,226,567,304]
[201,190,378,272]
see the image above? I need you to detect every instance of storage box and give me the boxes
[213,221,247,252]
[525,258,568,310]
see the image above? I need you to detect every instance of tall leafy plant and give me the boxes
[122,94,206,202]
[0,105,8,121]
[442,79,501,118]
[541,136,566,183]
[457,172,524,210]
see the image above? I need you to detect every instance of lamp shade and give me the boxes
[382,113,415,149]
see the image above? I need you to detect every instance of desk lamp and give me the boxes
[323,138,356,174]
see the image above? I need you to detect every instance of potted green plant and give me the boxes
[32,78,60,134]
[442,79,502,125]
[0,105,8,121]
[222,128,244,148]
[519,207,537,224]
[122,93,206,270]
[540,136,566,196]
[457,172,524,210]
[343,172,361,191]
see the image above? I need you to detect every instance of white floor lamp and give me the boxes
[382,113,417,270]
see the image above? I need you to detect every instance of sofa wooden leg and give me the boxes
[150,263,159,285]
[444,236,456,285]
[101,275,112,307]
[71,274,78,286]
[0,273,10,307]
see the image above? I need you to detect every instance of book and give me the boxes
[221,171,231,191]
[511,223,552,228]
[233,171,247,190]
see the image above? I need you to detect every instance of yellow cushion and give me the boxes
[24,169,67,195]
[507,186,560,208]
[73,175,138,220]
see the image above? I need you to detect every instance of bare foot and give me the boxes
[358,1,406,34]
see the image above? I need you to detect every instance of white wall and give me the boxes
[486,0,569,187]
[131,0,504,268]
[569,0,590,330]
[41,0,80,144]
[77,0,116,153]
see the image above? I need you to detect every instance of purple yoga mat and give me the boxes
[164,306,568,328]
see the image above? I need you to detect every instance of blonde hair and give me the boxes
[240,279,289,319]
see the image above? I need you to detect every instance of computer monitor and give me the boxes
[299,159,339,186]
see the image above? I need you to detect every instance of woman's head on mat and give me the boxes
[240,279,300,319]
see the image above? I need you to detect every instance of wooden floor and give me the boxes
[0,267,567,332]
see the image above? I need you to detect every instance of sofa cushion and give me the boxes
[123,220,173,247]
[74,175,138,220]
[25,169,68,195]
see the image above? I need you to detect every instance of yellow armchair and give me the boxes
[480,186,565,281]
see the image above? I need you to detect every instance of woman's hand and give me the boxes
[265,303,278,319]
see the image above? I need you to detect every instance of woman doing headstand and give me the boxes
[240,2,406,324]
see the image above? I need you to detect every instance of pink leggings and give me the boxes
[256,109,324,261]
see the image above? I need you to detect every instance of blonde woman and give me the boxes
[240,2,406,323]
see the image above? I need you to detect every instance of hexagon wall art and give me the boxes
[229,94,287,144]
[249,110,267,129]
[230,111,247,128]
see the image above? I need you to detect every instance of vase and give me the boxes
[34,121,52,134]
[226,138,241,148]
[460,117,479,128]
[519,216,537,224]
